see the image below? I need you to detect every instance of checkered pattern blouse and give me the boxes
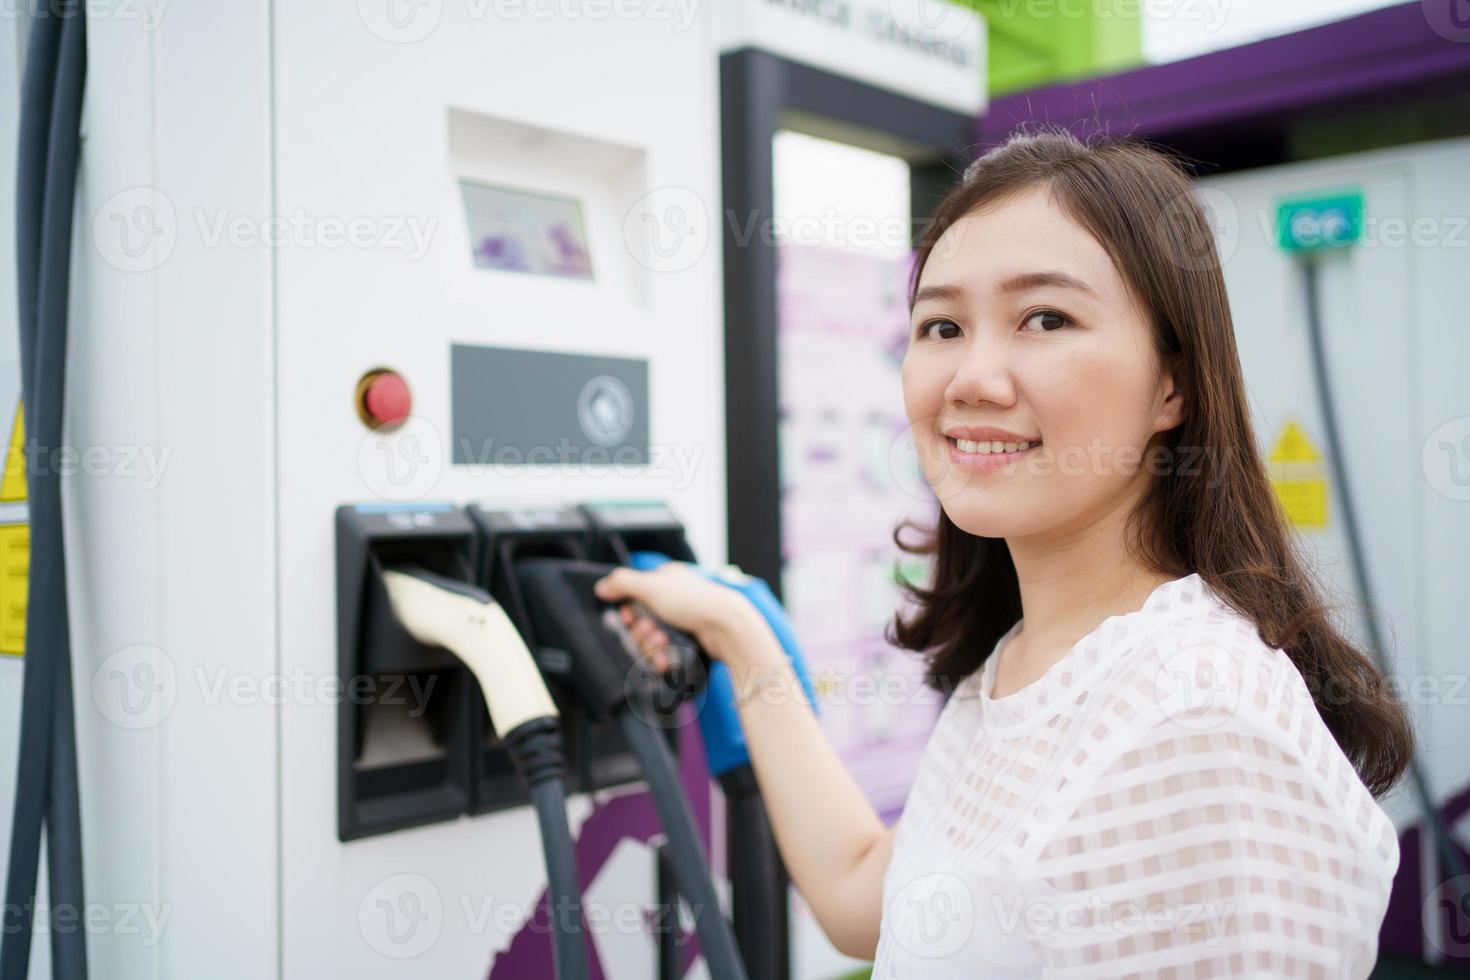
[872,572,1398,978]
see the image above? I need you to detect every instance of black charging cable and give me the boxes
[1300,257,1470,913]
[5,9,89,979]
[515,558,750,980]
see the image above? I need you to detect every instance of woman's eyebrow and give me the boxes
[911,282,965,307]
[912,270,1099,309]
[997,270,1098,299]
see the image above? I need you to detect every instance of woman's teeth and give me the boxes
[951,438,1036,454]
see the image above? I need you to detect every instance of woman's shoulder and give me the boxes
[1084,576,1397,855]
[1097,572,1330,738]
[1064,572,1313,739]
[1021,581,1399,976]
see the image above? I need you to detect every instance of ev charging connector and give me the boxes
[513,556,751,980]
[379,565,589,980]
[380,568,558,762]
[627,551,815,980]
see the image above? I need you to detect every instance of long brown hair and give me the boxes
[889,125,1412,797]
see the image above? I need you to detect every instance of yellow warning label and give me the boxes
[1269,478,1329,527]
[1268,419,1323,464]
[0,524,28,655]
[1,401,24,503]
[1267,418,1329,529]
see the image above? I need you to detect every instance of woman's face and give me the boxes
[901,184,1184,540]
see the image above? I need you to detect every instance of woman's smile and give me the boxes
[944,435,1042,472]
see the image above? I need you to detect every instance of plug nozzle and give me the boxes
[379,566,558,738]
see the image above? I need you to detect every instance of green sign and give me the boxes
[1276,191,1364,251]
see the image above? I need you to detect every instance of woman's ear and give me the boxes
[1154,360,1186,434]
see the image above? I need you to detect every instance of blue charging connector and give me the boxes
[626,552,818,777]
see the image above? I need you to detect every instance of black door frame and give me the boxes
[720,46,977,594]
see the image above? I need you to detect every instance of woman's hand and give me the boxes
[593,563,747,672]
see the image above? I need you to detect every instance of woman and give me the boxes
[594,127,1409,977]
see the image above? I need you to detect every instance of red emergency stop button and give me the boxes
[355,369,411,431]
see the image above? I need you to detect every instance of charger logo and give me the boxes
[578,375,634,447]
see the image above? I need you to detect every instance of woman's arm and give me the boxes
[702,604,897,960]
[595,564,899,958]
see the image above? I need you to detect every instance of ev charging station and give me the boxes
[0,2,985,978]
[21,0,1466,975]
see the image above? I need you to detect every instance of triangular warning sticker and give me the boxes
[1268,419,1322,464]
[0,402,24,503]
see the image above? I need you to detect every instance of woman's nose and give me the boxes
[942,338,1016,407]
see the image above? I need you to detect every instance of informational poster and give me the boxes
[776,241,942,820]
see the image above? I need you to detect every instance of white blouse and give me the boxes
[872,572,1399,978]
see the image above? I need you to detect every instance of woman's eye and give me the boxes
[1021,309,1072,332]
[917,319,961,340]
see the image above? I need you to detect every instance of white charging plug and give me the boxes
[380,568,559,736]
